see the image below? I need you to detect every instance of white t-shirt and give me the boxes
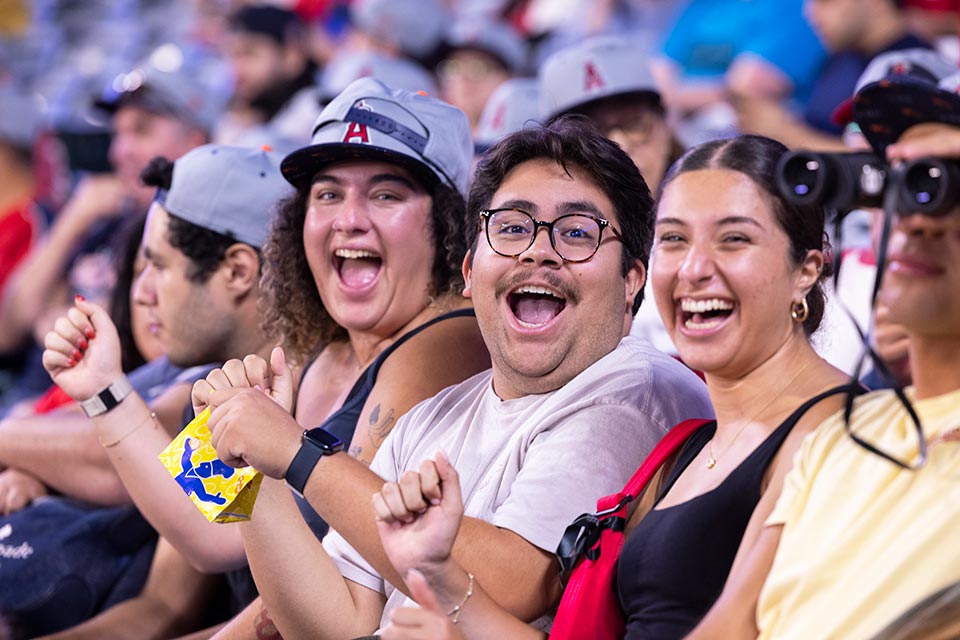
[323,335,714,626]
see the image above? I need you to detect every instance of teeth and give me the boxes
[680,298,734,313]
[685,318,724,330]
[514,285,563,299]
[335,249,379,259]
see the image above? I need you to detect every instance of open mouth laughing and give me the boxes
[507,284,569,328]
[678,297,735,331]
[334,248,382,290]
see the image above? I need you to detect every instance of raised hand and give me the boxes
[41,297,123,402]
[373,451,464,578]
[380,569,466,640]
[205,348,301,478]
[192,346,295,417]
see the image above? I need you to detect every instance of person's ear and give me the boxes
[795,249,824,298]
[461,250,473,299]
[624,259,646,314]
[222,243,261,299]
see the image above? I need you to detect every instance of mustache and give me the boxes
[494,269,581,305]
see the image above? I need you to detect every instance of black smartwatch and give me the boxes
[284,427,344,497]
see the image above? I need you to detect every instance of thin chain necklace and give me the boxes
[706,360,812,470]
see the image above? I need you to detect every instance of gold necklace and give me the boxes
[706,360,812,470]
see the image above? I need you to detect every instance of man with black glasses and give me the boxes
[689,75,960,640]
[194,115,712,638]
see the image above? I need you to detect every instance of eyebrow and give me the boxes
[311,172,420,191]
[493,199,605,218]
[656,215,765,229]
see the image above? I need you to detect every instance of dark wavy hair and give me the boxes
[467,114,654,314]
[659,135,832,335]
[260,177,468,362]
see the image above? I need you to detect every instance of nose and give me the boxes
[677,242,716,284]
[132,262,156,307]
[330,194,373,234]
[517,223,562,267]
[108,134,128,174]
[894,211,952,240]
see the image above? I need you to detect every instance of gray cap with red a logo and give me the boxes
[538,36,660,121]
[281,78,472,197]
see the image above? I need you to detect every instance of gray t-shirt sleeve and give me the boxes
[490,401,668,553]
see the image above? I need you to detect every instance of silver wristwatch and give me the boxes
[79,377,134,417]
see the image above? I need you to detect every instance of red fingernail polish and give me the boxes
[67,358,77,367]
[72,348,82,360]
[74,294,86,302]
[77,337,88,350]
[85,328,96,340]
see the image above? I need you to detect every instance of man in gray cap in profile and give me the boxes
[0,144,289,636]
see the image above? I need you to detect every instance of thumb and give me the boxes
[405,569,446,615]
[435,450,462,511]
[269,346,294,411]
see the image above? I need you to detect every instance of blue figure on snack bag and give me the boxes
[175,437,233,505]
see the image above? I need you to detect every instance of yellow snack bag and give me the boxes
[159,407,262,523]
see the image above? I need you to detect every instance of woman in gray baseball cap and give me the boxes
[189,78,491,627]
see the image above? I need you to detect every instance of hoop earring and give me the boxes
[791,297,809,323]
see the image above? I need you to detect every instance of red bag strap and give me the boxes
[595,418,712,513]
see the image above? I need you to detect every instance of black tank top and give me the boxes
[225,308,476,609]
[617,384,860,640]
[294,307,477,538]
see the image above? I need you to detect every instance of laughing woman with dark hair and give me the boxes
[368,134,862,640]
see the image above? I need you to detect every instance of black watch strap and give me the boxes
[79,377,133,417]
[284,428,343,497]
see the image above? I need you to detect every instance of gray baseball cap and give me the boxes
[539,35,660,120]
[95,54,222,134]
[162,144,293,249]
[318,51,437,103]
[475,78,541,151]
[351,0,447,60]
[281,77,473,196]
[445,19,529,74]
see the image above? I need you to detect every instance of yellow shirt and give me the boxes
[758,387,960,640]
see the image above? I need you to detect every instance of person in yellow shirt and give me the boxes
[688,78,960,637]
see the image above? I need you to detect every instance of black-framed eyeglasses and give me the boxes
[479,208,624,263]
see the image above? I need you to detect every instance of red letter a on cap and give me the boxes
[343,122,370,144]
[584,62,605,92]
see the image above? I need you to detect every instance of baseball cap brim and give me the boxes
[831,97,854,127]
[559,88,663,119]
[280,142,440,192]
[853,77,960,152]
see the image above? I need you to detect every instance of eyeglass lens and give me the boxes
[486,209,603,261]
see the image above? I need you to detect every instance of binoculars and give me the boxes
[776,150,960,216]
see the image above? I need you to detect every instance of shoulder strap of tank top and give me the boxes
[292,345,327,420]
[342,307,477,405]
[773,382,868,436]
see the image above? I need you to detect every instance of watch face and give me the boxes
[305,427,344,453]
